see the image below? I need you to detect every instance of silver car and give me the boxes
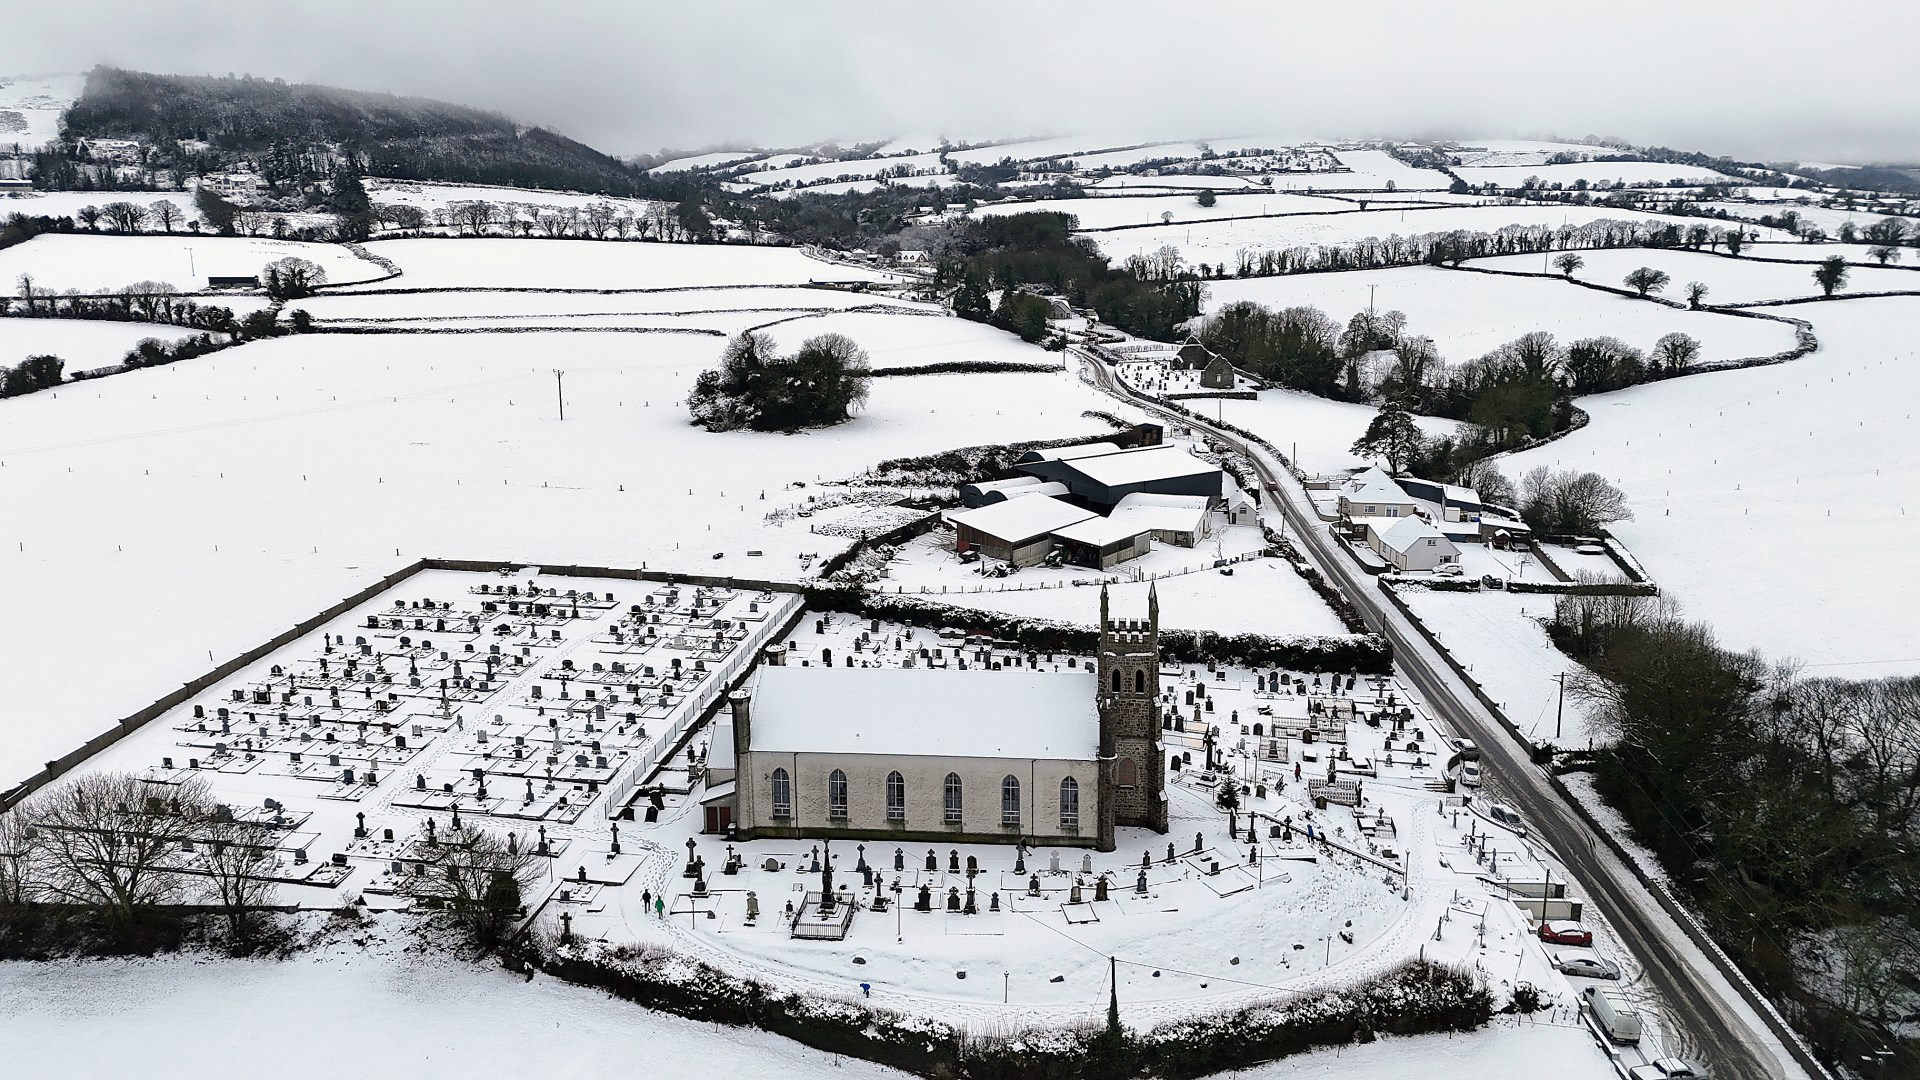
[1556,953,1623,980]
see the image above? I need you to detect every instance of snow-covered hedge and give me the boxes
[1136,960,1490,1078]
[868,360,1059,377]
[804,588,1392,674]
[524,939,1488,1079]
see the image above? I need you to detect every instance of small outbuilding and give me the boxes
[1109,492,1212,547]
[1052,516,1153,569]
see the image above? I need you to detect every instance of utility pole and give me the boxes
[553,369,565,421]
[1554,672,1567,739]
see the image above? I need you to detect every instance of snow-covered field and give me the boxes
[0,317,199,370]
[0,927,907,1080]
[0,189,200,225]
[1204,265,1798,366]
[1693,200,1908,238]
[362,178,668,221]
[1454,161,1743,188]
[1471,247,1919,304]
[1084,205,1698,266]
[755,308,1048,366]
[0,328,1133,789]
[1449,141,1612,168]
[0,233,386,293]
[1503,297,1920,672]
[293,287,935,324]
[1738,241,1916,265]
[1399,589,1601,749]
[930,557,1350,637]
[974,190,1357,229]
[1210,388,1462,475]
[0,72,83,149]
[735,151,950,189]
[336,238,901,291]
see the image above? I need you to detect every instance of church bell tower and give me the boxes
[1096,584,1168,848]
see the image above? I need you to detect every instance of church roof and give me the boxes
[746,666,1101,761]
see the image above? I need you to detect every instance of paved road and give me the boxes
[1077,350,1818,1080]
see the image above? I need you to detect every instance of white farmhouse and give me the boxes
[1369,517,1461,572]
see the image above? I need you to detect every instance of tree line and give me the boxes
[1549,595,1920,1070]
[935,212,1207,343]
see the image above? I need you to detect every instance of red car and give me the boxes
[1539,920,1593,946]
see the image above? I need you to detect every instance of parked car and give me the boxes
[1435,561,1465,576]
[1583,986,1642,1044]
[1574,543,1607,556]
[1540,920,1594,946]
[1449,737,1481,761]
[1486,804,1526,835]
[1458,760,1483,787]
[1555,953,1622,980]
[1627,1058,1708,1079]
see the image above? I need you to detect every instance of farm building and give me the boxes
[1369,516,1461,572]
[1052,515,1153,569]
[948,494,1094,566]
[1016,443,1222,507]
[1109,492,1212,547]
[726,588,1169,850]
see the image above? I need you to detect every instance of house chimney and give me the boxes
[729,689,752,761]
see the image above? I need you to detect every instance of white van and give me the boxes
[1583,986,1643,1044]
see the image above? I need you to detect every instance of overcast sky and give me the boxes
[6,1,1918,163]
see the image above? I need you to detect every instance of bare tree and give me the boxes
[31,772,208,928]
[234,210,267,237]
[1683,281,1708,309]
[536,209,577,239]
[1651,332,1701,374]
[150,199,182,233]
[0,800,39,909]
[581,202,618,240]
[397,826,541,948]
[1552,252,1583,279]
[263,257,327,301]
[1622,266,1671,299]
[1519,466,1632,535]
[77,204,103,232]
[100,201,149,234]
[1866,245,1901,266]
[192,805,282,944]
[451,200,497,236]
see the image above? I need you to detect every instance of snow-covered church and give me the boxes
[714,587,1169,851]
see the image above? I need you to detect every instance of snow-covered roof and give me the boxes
[709,722,736,770]
[964,476,1043,496]
[1067,445,1219,488]
[1110,492,1211,534]
[1019,441,1122,464]
[1342,474,1418,509]
[1052,515,1151,547]
[1377,516,1457,555]
[950,494,1095,544]
[747,666,1100,760]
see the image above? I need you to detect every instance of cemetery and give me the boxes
[21,566,1606,1027]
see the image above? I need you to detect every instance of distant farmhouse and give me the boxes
[715,587,1169,851]
[947,438,1227,570]
[1332,466,1530,568]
